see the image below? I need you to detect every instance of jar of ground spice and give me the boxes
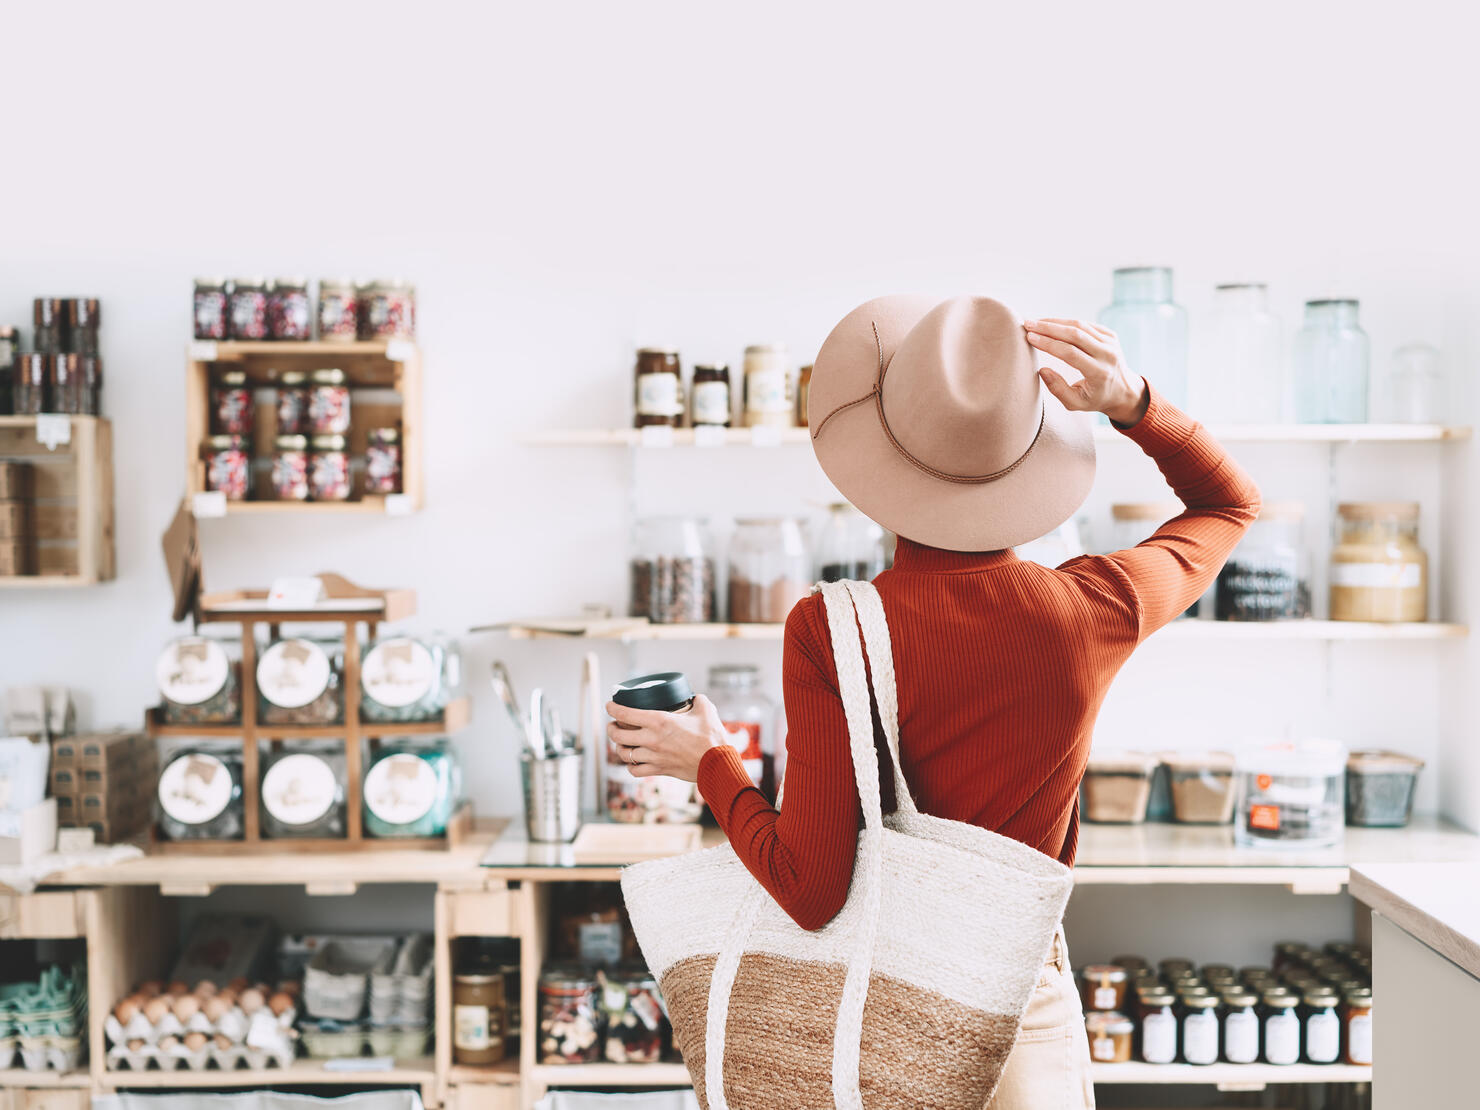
[633,348,682,428]
[727,517,810,623]
[689,364,731,427]
[1330,502,1428,622]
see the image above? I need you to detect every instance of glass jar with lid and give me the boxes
[1221,988,1260,1064]
[1330,501,1428,622]
[308,368,351,433]
[228,277,269,340]
[1098,267,1189,411]
[276,370,309,434]
[260,744,346,839]
[1294,299,1370,423]
[363,738,462,837]
[599,964,668,1064]
[194,278,229,340]
[1343,987,1372,1064]
[1235,739,1346,849]
[742,343,791,428]
[629,516,715,624]
[358,279,416,340]
[1261,987,1301,1064]
[728,517,810,623]
[317,278,358,342]
[1381,342,1445,423]
[1138,988,1177,1063]
[156,635,242,724]
[1196,283,1285,422]
[309,435,351,501]
[1301,987,1341,1063]
[633,348,682,428]
[453,964,506,1065]
[33,298,64,354]
[13,354,44,415]
[48,354,82,414]
[455,937,518,1060]
[212,369,254,435]
[707,664,777,803]
[689,363,731,427]
[272,435,309,500]
[538,965,604,1064]
[359,632,459,722]
[1078,965,1128,1013]
[1214,502,1309,621]
[816,502,888,583]
[65,299,100,356]
[267,278,312,341]
[256,635,344,725]
[1085,1012,1133,1063]
[365,427,401,494]
[201,433,248,500]
[1180,994,1219,1065]
[156,744,244,841]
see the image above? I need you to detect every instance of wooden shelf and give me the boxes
[100,1057,436,1089]
[0,575,96,589]
[529,1062,692,1087]
[0,415,115,584]
[146,696,471,740]
[0,1070,92,1088]
[1089,1061,1371,1088]
[194,340,413,360]
[194,495,415,516]
[448,1061,522,1086]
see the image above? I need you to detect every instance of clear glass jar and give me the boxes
[816,502,887,583]
[193,278,228,340]
[48,354,82,415]
[1261,988,1301,1065]
[212,370,254,435]
[1180,994,1219,1065]
[1081,751,1157,824]
[33,299,64,354]
[317,279,358,342]
[1235,739,1345,849]
[276,370,309,434]
[1098,267,1189,411]
[1196,283,1285,422]
[12,354,44,415]
[1380,343,1445,423]
[689,363,731,427]
[256,635,344,725]
[358,279,416,340]
[156,744,244,841]
[260,745,346,839]
[156,635,242,724]
[599,965,668,1064]
[629,516,715,624]
[227,277,270,340]
[308,368,352,433]
[708,665,777,802]
[1221,988,1260,1064]
[363,738,461,837]
[1330,502,1427,622]
[633,348,682,428]
[365,427,401,494]
[272,434,309,501]
[1138,989,1177,1063]
[1294,299,1370,423]
[309,434,351,501]
[1214,503,1309,621]
[360,632,459,722]
[1164,751,1236,824]
[202,434,251,500]
[267,277,312,341]
[728,517,809,623]
[65,299,100,357]
[742,343,792,428]
[538,965,604,1064]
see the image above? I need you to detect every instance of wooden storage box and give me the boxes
[0,460,33,499]
[0,416,115,584]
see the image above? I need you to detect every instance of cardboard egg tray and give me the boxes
[0,1035,84,1073]
[104,989,299,1072]
[0,963,88,1072]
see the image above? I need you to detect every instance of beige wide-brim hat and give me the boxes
[809,295,1096,553]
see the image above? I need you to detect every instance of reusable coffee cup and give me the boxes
[611,672,695,725]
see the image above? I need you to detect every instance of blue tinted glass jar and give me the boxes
[1293,299,1369,423]
[363,739,461,837]
[1098,267,1189,411]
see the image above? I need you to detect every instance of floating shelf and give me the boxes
[1088,1061,1371,1088]
[190,493,416,517]
[100,1057,437,1090]
[0,1069,93,1088]
[0,415,115,585]
[448,1060,522,1086]
[529,1062,693,1087]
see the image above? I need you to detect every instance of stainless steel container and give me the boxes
[521,749,583,843]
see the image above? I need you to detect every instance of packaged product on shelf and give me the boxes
[1078,964,1128,1012]
[1261,987,1301,1065]
[260,746,346,839]
[633,347,683,428]
[228,278,270,341]
[1180,994,1219,1065]
[1214,503,1308,621]
[309,435,351,501]
[62,298,99,356]
[257,636,344,724]
[308,368,352,433]
[1344,987,1372,1064]
[689,363,731,427]
[363,739,461,838]
[1084,1011,1133,1063]
[708,664,776,802]
[607,672,703,824]
[1345,749,1424,827]
[741,343,791,428]
[453,942,508,1066]
[156,746,245,841]
[0,962,86,1073]
[538,964,604,1065]
[552,885,637,965]
[365,427,402,494]
[1330,501,1428,622]
[13,353,45,414]
[203,434,251,500]
[275,371,309,433]
[272,434,310,500]
[358,279,416,340]
[156,635,242,724]
[629,516,716,624]
[796,362,812,426]
[456,937,521,1045]
[33,298,64,353]
[317,278,358,342]
[599,965,668,1064]
[194,277,229,341]
[816,502,888,583]
[1137,988,1176,1063]
[81,355,102,415]
[1234,739,1345,849]
[359,632,458,722]
[1163,751,1236,824]
[48,354,83,414]
[1302,987,1341,1064]
[1220,987,1260,1063]
[727,516,809,623]
[267,278,312,341]
[1080,751,1157,823]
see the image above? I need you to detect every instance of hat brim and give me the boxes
[808,294,1096,553]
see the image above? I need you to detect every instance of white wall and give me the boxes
[2,0,1477,824]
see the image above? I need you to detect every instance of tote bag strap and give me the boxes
[841,579,919,818]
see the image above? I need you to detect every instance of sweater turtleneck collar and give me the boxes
[888,537,1021,575]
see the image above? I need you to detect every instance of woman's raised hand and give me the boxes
[1023,318,1150,427]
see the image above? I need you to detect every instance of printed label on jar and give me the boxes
[156,638,230,705]
[1182,1011,1219,1064]
[256,638,331,708]
[453,1004,491,1050]
[364,753,438,826]
[1140,1012,1176,1064]
[1093,986,1118,1010]
[578,921,623,965]
[361,638,436,707]
[261,753,337,827]
[1347,1014,1372,1064]
[1090,1034,1115,1062]
[158,753,233,825]
[1330,561,1423,588]
[1249,803,1281,831]
[691,380,731,424]
[722,720,765,790]
[1264,1012,1300,1064]
[636,372,681,417]
[1305,1011,1339,1063]
[1223,1010,1258,1063]
[745,368,789,414]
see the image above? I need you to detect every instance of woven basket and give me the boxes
[623,581,1074,1110]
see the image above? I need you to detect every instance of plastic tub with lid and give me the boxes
[1345,750,1424,827]
[1234,739,1345,849]
[1081,751,1159,824]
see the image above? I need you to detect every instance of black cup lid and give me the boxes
[612,671,693,711]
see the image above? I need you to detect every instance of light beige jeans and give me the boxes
[986,927,1095,1110]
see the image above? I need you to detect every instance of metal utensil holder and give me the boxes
[521,748,584,843]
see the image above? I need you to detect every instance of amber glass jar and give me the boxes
[1085,1012,1133,1063]
[453,972,506,1065]
[796,363,813,426]
[1343,987,1372,1064]
[1330,502,1428,622]
[634,348,682,428]
[1078,965,1128,1013]
[690,364,731,427]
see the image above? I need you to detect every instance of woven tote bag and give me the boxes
[622,580,1075,1110]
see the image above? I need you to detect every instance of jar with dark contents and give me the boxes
[629,516,715,624]
[33,298,64,354]
[539,965,604,1064]
[1302,987,1341,1063]
[65,299,100,356]
[634,348,682,428]
[1261,987,1301,1065]
[317,278,358,342]
[48,355,82,414]
[194,278,229,340]
[228,278,270,340]
[272,435,309,500]
[308,368,351,433]
[365,427,401,494]
[1180,994,1219,1064]
[13,354,45,414]
[359,279,416,340]
[309,434,351,501]
[203,435,251,500]
[1085,1012,1134,1063]
[607,672,703,824]
[212,370,254,434]
[599,965,668,1064]
[689,364,731,427]
[275,371,309,434]
[1215,503,1309,621]
[81,356,102,415]
[267,277,312,340]
[1079,964,1129,1013]
[1221,987,1260,1064]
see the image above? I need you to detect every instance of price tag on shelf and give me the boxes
[267,576,326,608]
[639,425,675,449]
[384,339,415,362]
[693,425,727,449]
[749,424,782,448]
[33,415,71,450]
[383,493,414,516]
[188,340,219,361]
[324,1057,394,1072]
[191,491,228,518]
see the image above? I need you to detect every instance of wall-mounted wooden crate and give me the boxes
[185,340,423,514]
[0,416,115,587]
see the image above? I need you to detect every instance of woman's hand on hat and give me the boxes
[605,695,728,783]
[1022,318,1150,427]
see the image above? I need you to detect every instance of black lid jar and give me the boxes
[612,672,694,715]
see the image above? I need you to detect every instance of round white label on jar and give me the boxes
[156,638,230,706]
[158,753,233,825]
[261,753,337,827]
[256,639,331,709]
[364,753,436,826]
[361,638,436,709]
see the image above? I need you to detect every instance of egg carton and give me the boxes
[105,1037,295,1072]
[304,938,398,1021]
[367,935,433,1026]
[0,1035,84,1072]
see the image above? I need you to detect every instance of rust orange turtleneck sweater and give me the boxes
[696,384,1261,931]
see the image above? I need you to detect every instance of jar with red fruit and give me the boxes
[308,369,351,434]
[317,279,358,342]
[309,435,351,501]
[212,371,254,435]
[358,280,415,340]
[227,278,269,340]
[267,278,312,341]
[203,435,250,500]
[272,435,309,501]
[365,427,401,494]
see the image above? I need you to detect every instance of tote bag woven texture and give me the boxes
[622,580,1074,1110]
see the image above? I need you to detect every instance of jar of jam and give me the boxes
[742,343,791,428]
[33,298,64,354]
[1302,987,1341,1063]
[308,369,351,433]
[1261,987,1301,1065]
[12,355,45,415]
[1343,987,1372,1065]
[48,354,81,414]
[453,970,507,1065]
[365,427,401,494]
[65,299,100,357]
[1221,988,1260,1064]
[267,278,312,341]
[309,435,351,501]
[1079,964,1129,1012]
[1139,988,1177,1064]
[272,436,309,500]
[538,965,603,1065]
[634,348,682,428]
[194,278,229,340]
[1158,957,1194,981]
[690,364,732,427]
[1085,1012,1134,1063]
[359,279,416,340]
[317,278,358,342]
[276,371,309,434]
[228,278,269,340]
[213,370,254,434]
[1180,994,1219,1065]
[796,362,813,426]
[203,435,250,500]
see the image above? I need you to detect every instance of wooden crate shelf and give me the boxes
[146,695,470,740]
[0,416,115,585]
